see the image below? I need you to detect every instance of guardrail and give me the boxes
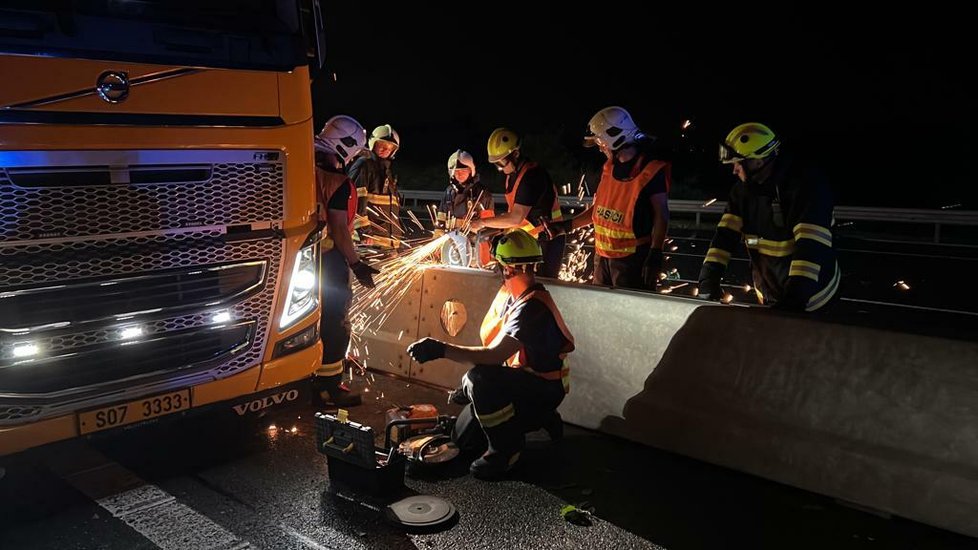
[400,190,978,244]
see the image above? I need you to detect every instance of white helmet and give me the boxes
[586,106,643,151]
[316,115,367,163]
[447,149,476,178]
[368,124,401,156]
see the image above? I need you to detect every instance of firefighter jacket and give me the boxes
[348,152,398,211]
[437,177,495,228]
[698,153,840,311]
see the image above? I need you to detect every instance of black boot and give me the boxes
[542,411,563,442]
[313,374,362,407]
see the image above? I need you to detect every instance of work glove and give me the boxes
[641,248,663,289]
[542,218,572,241]
[407,337,447,363]
[349,260,379,289]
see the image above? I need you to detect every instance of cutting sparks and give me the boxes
[350,234,450,339]
[702,198,718,207]
[894,280,911,291]
[558,227,594,284]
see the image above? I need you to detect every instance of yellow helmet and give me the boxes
[491,229,542,266]
[487,128,520,163]
[720,123,780,164]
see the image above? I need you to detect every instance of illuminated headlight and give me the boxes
[12,342,39,358]
[211,310,232,324]
[120,326,144,340]
[279,243,319,329]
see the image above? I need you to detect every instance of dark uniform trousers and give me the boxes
[319,247,352,368]
[593,244,651,290]
[452,365,565,462]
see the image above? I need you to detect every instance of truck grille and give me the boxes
[0,150,287,425]
[0,150,284,243]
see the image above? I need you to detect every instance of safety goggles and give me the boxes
[491,154,514,168]
[719,142,745,164]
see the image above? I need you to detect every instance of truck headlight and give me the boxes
[279,243,319,329]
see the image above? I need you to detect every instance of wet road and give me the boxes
[0,374,973,550]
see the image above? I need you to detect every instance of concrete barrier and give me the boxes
[363,266,978,537]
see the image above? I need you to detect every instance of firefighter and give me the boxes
[468,128,566,279]
[407,229,574,480]
[544,106,671,290]
[436,149,494,232]
[348,124,402,248]
[698,122,840,311]
[313,115,380,406]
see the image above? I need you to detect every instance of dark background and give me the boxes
[312,11,976,208]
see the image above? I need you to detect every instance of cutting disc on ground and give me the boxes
[387,495,457,528]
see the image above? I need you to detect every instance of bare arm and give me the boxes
[569,205,594,231]
[650,192,669,249]
[443,334,522,366]
[327,209,359,266]
[474,203,531,230]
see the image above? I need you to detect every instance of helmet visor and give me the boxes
[719,142,745,164]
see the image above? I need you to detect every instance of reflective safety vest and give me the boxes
[504,162,562,238]
[592,157,670,258]
[479,285,575,393]
[316,168,357,250]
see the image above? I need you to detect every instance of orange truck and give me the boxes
[0,1,328,455]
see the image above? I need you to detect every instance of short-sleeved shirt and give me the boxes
[509,163,557,227]
[500,285,567,373]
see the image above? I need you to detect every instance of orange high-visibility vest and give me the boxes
[592,157,670,258]
[478,286,575,393]
[316,168,357,229]
[504,162,562,237]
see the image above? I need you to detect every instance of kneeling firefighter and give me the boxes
[407,229,574,480]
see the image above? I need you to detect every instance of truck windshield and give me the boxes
[0,0,313,71]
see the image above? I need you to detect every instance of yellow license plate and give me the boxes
[79,389,191,435]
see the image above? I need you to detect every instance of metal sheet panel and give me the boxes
[410,267,501,388]
[545,283,706,428]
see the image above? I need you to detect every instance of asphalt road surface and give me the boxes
[1,374,973,550]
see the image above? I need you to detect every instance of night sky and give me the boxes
[312,12,976,208]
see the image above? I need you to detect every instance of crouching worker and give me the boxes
[406,229,574,480]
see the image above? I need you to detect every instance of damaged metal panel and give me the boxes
[410,267,501,388]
